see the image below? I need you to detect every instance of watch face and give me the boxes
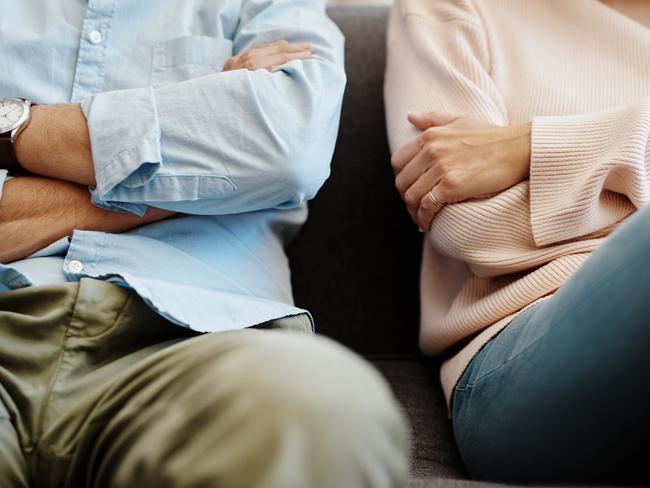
[0,98,26,134]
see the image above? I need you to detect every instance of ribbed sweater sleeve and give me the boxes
[386,0,650,408]
[384,0,507,153]
[530,99,650,246]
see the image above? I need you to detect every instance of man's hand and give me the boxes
[391,112,531,232]
[0,39,316,264]
[223,40,314,72]
[8,40,314,186]
[0,176,173,263]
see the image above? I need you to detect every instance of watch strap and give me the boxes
[0,98,34,174]
[0,133,22,174]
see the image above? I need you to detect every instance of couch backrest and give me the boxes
[287,6,423,355]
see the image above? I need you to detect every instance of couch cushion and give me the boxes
[287,5,423,355]
[406,479,589,488]
[370,357,465,479]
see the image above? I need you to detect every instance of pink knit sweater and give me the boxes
[384,0,650,406]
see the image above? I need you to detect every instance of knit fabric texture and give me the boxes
[384,0,650,405]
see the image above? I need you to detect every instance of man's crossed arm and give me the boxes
[0,176,171,263]
[0,103,176,263]
[12,38,319,188]
[0,11,343,264]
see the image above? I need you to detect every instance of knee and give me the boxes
[232,332,409,443]
[201,331,411,487]
[233,331,400,412]
[109,330,410,488]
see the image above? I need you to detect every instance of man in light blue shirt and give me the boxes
[0,1,409,486]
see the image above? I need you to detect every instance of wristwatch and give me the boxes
[0,97,33,173]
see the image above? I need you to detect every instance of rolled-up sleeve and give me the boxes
[0,170,8,203]
[81,0,345,216]
[0,169,19,210]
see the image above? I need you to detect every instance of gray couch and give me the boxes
[287,5,474,486]
[287,5,621,488]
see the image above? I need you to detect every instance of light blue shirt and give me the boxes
[0,0,345,332]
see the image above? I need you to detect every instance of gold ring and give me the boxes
[427,191,445,211]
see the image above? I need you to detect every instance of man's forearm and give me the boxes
[0,176,172,263]
[13,104,96,186]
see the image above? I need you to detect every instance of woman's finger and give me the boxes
[391,137,421,174]
[417,187,446,232]
[394,144,435,197]
[403,165,443,214]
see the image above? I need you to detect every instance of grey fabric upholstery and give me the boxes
[371,359,464,480]
[287,5,615,488]
[287,5,422,356]
[285,6,470,484]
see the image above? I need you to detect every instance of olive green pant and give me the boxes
[0,279,409,488]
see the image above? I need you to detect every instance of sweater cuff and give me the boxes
[530,102,650,247]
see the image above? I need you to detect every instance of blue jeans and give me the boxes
[452,204,650,485]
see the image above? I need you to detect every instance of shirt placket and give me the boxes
[70,0,117,102]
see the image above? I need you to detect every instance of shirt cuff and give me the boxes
[81,86,163,216]
[0,169,8,203]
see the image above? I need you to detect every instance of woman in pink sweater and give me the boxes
[385,0,650,483]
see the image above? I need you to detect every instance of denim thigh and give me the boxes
[452,205,650,485]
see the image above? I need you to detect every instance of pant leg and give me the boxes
[452,204,650,485]
[0,283,82,488]
[0,400,29,488]
[0,279,200,487]
[68,329,410,488]
[1,279,408,488]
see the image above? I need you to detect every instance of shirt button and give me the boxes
[88,30,103,45]
[67,260,84,274]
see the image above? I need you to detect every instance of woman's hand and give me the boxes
[223,40,314,72]
[391,112,532,231]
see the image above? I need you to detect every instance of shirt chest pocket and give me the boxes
[150,35,233,86]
